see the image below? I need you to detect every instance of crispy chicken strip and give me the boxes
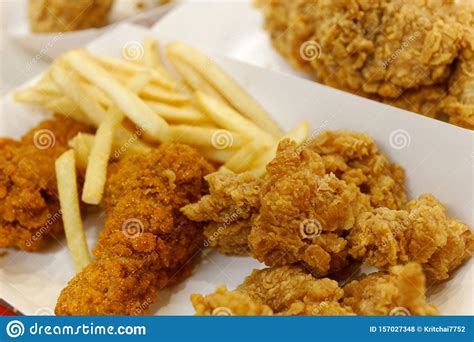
[348,195,474,282]
[0,115,92,251]
[55,144,214,315]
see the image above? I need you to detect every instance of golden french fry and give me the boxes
[126,72,152,93]
[249,120,310,177]
[142,38,176,81]
[195,91,274,144]
[95,55,176,90]
[68,133,93,171]
[65,50,169,142]
[222,140,269,173]
[55,150,91,272]
[167,41,283,137]
[14,88,58,105]
[168,56,227,103]
[145,101,212,125]
[196,147,237,164]
[170,125,247,148]
[82,107,124,205]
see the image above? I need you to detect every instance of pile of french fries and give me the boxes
[15,38,310,271]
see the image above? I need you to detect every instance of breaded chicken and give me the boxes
[249,140,371,276]
[308,131,406,210]
[55,144,214,315]
[192,263,437,316]
[348,195,474,282]
[29,0,114,33]
[181,172,263,256]
[343,262,438,315]
[191,265,353,316]
[256,0,474,128]
[0,116,92,251]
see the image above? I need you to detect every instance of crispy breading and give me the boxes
[308,130,406,210]
[348,195,474,282]
[0,115,92,251]
[343,263,438,315]
[191,265,353,316]
[55,144,214,315]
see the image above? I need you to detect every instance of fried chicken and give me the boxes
[29,0,114,33]
[0,115,92,252]
[181,172,263,256]
[55,144,214,315]
[256,0,474,128]
[249,140,371,276]
[191,265,353,316]
[307,130,406,210]
[348,194,474,282]
[192,263,437,316]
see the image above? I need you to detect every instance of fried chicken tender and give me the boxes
[55,144,214,315]
[256,0,474,128]
[249,140,371,276]
[308,131,406,210]
[191,265,353,316]
[348,195,474,282]
[343,262,438,315]
[181,172,263,256]
[29,0,114,33]
[192,263,437,316]
[0,116,92,251]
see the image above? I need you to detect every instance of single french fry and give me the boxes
[82,107,124,205]
[55,150,91,272]
[142,37,176,81]
[250,120,310,177]
[167,41,283,137]
[195,91,274,144]
[222,140,269,173]
[95,55,176,90]
[168,56,227,103]
[68,133,93,171]
[145,101,212,125]
[14,88,58,105]
[170,125,247,148]
[197,147,237,164]
[65,50,169,142]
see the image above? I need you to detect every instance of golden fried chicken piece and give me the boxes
[348,195,474,282]
[343,262,438,315]
[55,144,214,315]
[0,116,92,251]
[192,265,353,316]
[308,130,406,210]
[181,172,263,256]
[249,140,371,276]
[256,0,474,128]
[29,0,114,33]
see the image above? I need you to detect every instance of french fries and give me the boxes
[55,150,91,272]
[222,140,268,173]
[170,125,247,149]
[146,101,211,125]
[82,107,124,205]
[167,41,283,137]
[65,50,170,142]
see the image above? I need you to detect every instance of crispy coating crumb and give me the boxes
[308,130,406,210]
[192,265,353,316]
[55,144,214,315]
[343,263,438,315]
[0,116,92,251]
[348,195,474,282]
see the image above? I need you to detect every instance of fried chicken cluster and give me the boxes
[192,263,437,316]
[0,116,92,251]
[256,0,474,129]
[348,194,474,282]
[55,144,214,315]
[29,0,115,33]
